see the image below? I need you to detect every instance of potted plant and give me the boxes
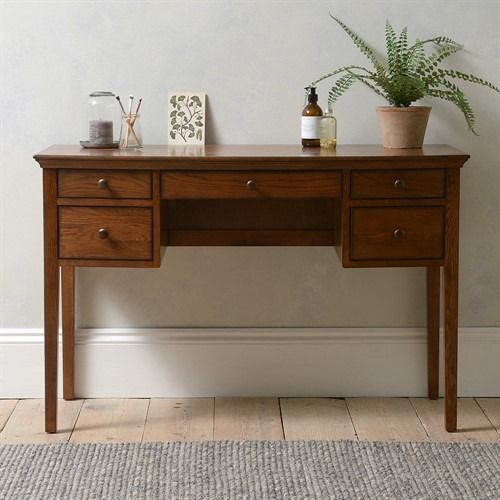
[310,16,499,148]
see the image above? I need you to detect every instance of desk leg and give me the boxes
[444,168,460,432]
[43,169,59,433]
[426,266,440,400]
[62,266,75,401]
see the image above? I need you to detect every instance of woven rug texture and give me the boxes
[0,440,498,499]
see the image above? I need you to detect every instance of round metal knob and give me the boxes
[98,228,108,239]
[246,179,257,190]
[97,178,108,189]
[393,228,405,240]
[393,178,406,190]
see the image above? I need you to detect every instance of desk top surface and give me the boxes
[35,144,468,161]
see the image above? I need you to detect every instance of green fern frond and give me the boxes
[428,42,462,65]
[346,71,391,101]
[428,86,477,134]
[385,21,398,77]
[438,69,500,92]
[328,74,357,104]
[330,15,386,75]
[432,36,462,47]
[310,65,372,88]
[398,27,409,73]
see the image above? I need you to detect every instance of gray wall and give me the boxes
[1,0,499,329]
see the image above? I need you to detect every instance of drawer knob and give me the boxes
[393,178,406,190]
[246,179,257,190]
[97,178,108,189]
[98,228,109,239]
[393,228,405,240]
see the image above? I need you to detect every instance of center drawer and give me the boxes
[59,207,152,260]
[162,171,342,199]
[350,206,444,260]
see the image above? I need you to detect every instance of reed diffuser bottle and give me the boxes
[301,87,323,147]
[320,102,337,149]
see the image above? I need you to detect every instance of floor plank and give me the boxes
[70,399,149,443]
[214,398,283,440]
[280,398,356,440]
[475,398,500,436]
[0,400,18,432]
[143,398,214,442]
[0,399,82,444]
[411,398,500,442]
[347,398,428,442]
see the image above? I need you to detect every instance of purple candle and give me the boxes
[89,119,113,145]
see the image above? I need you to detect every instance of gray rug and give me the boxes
[0,440,498,499]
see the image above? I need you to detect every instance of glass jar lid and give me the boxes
[89,91,115,97]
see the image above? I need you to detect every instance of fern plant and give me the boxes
[310,16,499,134]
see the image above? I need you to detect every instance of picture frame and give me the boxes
[168,92,206,145]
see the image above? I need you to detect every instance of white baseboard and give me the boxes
[0,327,498,398]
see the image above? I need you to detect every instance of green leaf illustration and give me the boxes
[170,111,176,117]
[170,131,176,139]
[196,129,202,140]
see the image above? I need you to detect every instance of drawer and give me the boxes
[350,207,444,260]
[59,207,152,260]
[350,169,445,199]
[58,170,152,199]
[162,171,341,199]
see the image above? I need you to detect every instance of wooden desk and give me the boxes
[34,144,469,433]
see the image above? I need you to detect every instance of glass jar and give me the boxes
[85,91,119,146]
[120,113,143,149]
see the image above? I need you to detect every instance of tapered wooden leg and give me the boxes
[43,169,59,433]
[426,267,440,400]
[444,168,460,432]
[62,266,75,401]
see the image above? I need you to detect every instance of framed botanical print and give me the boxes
[168,92,206,145]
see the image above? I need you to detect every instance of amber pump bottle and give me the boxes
[301,87,323,147]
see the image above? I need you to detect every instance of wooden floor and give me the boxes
[0,398,499,444]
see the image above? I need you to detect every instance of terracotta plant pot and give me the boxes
[376,106,431,149]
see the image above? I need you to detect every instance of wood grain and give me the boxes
[214,398,283,440]
[351,169,445,199]
[143,399,214,442]
[350,206,444,260]
[167,229,336,246]
[0,399,82,444]
[164,198,337,230]
[444,168,460,432]
[152,171,162,266]
[70,399,149,443]
[35,144,470,169]
[280,398,356,440]
[162,171,342,199]
[58,169,151,198]
[61,266,75,400]
[427,266,441,400]
[59,207,152,260]
[411,398,500,442]
[0,400,17,432]
[347,398,428,442]
[476,398,500,436]
[43,169,59,433]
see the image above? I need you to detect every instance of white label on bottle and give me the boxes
[301,116,321,139]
